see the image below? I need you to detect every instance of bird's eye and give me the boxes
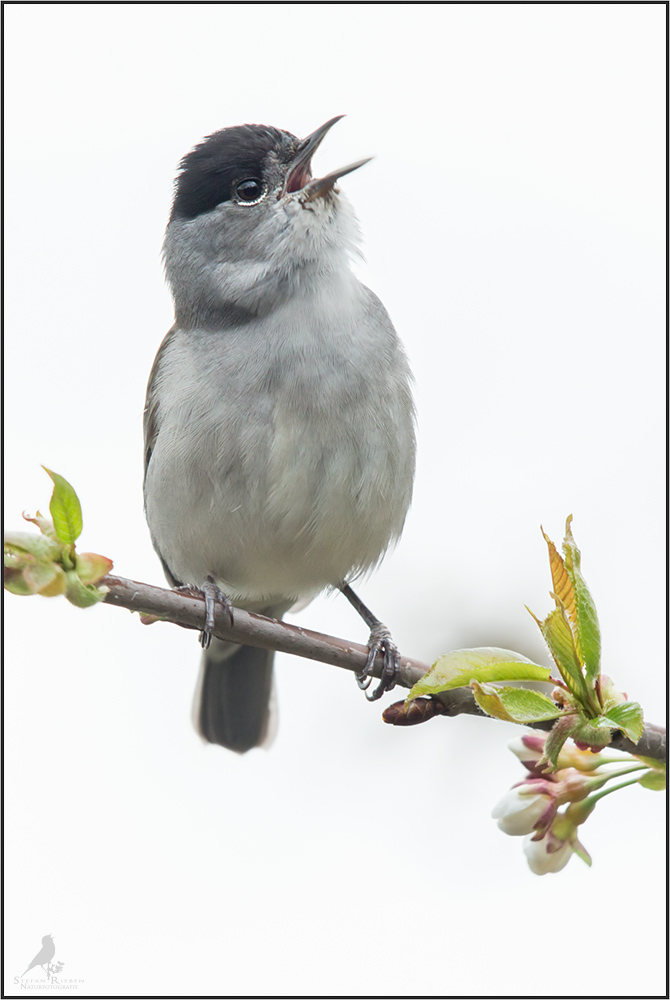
[233,179,266,205]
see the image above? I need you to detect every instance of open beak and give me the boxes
[284,115,372,200]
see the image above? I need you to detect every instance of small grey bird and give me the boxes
[144,116,415,752]
[21,934,55,977]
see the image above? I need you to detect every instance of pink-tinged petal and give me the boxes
[532,798,559,835]
[508,734,546,762]
[511,777,556,795]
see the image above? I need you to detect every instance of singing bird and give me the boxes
[21,934,55,977]
[144,117,416,751]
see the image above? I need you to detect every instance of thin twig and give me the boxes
[100,574,667,762]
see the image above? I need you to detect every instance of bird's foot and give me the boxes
[174,577,234,649]
[338,583,401,702]
[356,622,400,702]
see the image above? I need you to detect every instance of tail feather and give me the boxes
[193,638,276,752]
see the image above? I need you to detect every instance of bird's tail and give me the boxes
[192,636,278,753]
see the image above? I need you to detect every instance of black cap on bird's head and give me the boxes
[170,116,371,222]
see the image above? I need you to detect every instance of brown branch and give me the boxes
[101,574,430,685]
[100,574,667,762]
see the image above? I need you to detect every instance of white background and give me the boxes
[5,4,665,997]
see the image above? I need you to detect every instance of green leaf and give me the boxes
[541,527,578,638]
[598,673,627,712]
[569,715,613,751]
[638,770,666,791]
[406,647,551,703]
[598,701,644,743]
[471,682,516,721]
[4,553,65,596]
[4,532,66,596]
[22,510,59,541]
[35,566,67,596]
[64,571,108,608]
[4,571,36,596]
[471,681,563,723]
[562,516,601,686]
[23,560,63,595]
[542,715,579,769]
[4,530,62,562]
[571,838,593,867]
[75,552,114,584]
[537,606,588,701]
[43,467,83,546]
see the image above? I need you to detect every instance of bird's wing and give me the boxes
[143,327,177,487]
[143,327,184,586]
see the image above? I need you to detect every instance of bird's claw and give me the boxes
[200,577,234,649]
[174,578,234,648]
[356,623,400,701]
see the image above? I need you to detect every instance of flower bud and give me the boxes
[523,829,575,875]
[508,732,612,773]
[508,734,546,765]
[491,786,556,836]
[522,802,594,875]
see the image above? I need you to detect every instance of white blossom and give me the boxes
[491,786,553,836]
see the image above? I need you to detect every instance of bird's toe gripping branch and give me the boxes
[338,582,400,701]
[174,576,234,649]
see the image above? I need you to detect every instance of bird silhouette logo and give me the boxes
[20,933,63,979]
